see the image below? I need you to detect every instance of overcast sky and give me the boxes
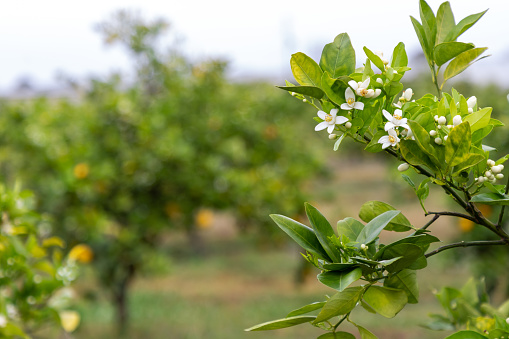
[1,0,508,91]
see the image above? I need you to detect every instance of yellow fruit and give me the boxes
[60,310,80,333]
[73,163,90,179]
[68,244,93,263]
[196,209,214,229]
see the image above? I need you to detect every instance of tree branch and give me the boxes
[425,211,477,223]
[425,240,508,258]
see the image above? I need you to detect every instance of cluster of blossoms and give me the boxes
[428,96,476,145]
[475,159,504,184]
[377,88,414,150]
[315,79,380,135]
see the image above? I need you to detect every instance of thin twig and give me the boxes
[426,211,477,223]
[419,214,440,231]
[497,177,509,228]
[425,240,508,258]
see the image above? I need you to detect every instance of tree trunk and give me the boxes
[114,263,136,336]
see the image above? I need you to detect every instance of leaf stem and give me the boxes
[425,240,508,258]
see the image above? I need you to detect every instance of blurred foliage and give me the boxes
[0,11,327,332]
[0,183,86,338]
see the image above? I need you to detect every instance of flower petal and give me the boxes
[315,121,328,131]
[361,78,370,89]
[378,136,389,144]
[348,80,358,90]
[394,109,403,118]
[382,110,393,121]
[354,102,364,110]
[384,122,395,131]
[345,87,355,101]
[335,115,349,125]
[327,124,335,134]
[330,108,339,117]
[317,110,327,120]
[340,103,352,110]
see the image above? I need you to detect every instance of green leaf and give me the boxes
[318,268,362,292]
[363,286,408,318]
[410,16,432,66]
[357,101,381,136]
[277,85,324,99]
[363,46,385,71]
[287,302,326,317]
[356,324,378,339]
[471,125,493,146]
[245,315,317,331]
[321,72,349,106]
[436,1,455,45]
[445,121,471,171]
[313,286,364,324]
[391,42,408,69]
[356,210,400,246]
[291,52,323,87]
[317,332,356,339]
[463,107,492,133]
[385,269,419,304]
[381,243,425,273]
[488,329,509,339]
[434,42,475,66]
[443,48,489,83]
[444,331,488,339]
[304,203,341,262]
[359,201,412,232]
[446,10,488,42]
[452,153,485,176]
[400,140,437,171]
[270,214,331,261]
[337,217,364,242]
[334,133,346,151]
[401,174,416,190]
[406,120,440,169]
[470,193,509,206]
[322,263,359,272]
[364,130,386,153]
[384,81,404,97]
[320,33,356,78]
[419,0,436,48]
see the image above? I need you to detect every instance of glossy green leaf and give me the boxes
[463,107,492,133]
[435,1,455,45]
[419,0,436,48]
[471,125,493,146]
[400,140,437,171]
[363,286,408,318]
[322,262,359,272]
[317,332,356,339]
[446,10,488,42]
[245,315,316,331]
[359,201,412,232]
[363,46,385,71]
[290,52,323,87]
[318,268,362,292]
[321,72,349,106]
[385,269,419,304]
[364,130,386,153]
[384,81,404,97]
[443,48,489,83]
[488,329,509,339]
[356,210,400,246]
[452,153,485,176]
[320,33,356,78]
[337,217,364,242]
[410,16,432,66]
[277,85,324,99]
[434,42,474,66]
[470,193,509,206]
[391,42,408,69]
[445,121,471,170]
[305,203,341,262]
[406,121,441,170]
[381,243,425,273]
[313,286,364,324]
[270,214,331,261]
[375,234,439,260]
[287,302,326,317]
[356,324,378,339]
[443,331,488,339]
[357,101,381,136]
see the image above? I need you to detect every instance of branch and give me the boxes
[497,177,509,228]
[425,240,508,258]
[425,211,477,223]
[418,214,440,231]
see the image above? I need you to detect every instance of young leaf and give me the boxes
[385,269,419,304]
[435,1,455,45]
[313,286,364,324]
[391,42,408,68]
[463,107,492,133]
[334,133,346,151]
[356,210,400,246]
[410,16,432,66]
[363,286,408,318]
[337,217,364,241]
[286,302,326,317]
[419,0,436,48]
[318,332,356,339]
[443,331,488,339]
[305,203,341,262]
[290,52,323,87]
[443,48,489,84]
[433,42,474,66]
[358,201,412,232]
[276,85,325,99]
[470,193,509,206]
[363,46,385,71]
[245,315,316,331]
[381,243,425,273]
[356,324,379,339]
[317,268,362,292]
[320,33,356,78]
[446,10,488,42]
[270,214,331,261]
[445,121,471,170]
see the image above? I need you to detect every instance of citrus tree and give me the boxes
[247,1,509,338]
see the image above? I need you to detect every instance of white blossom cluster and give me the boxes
[475,159,505,184]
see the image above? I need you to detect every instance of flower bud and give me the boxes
[434,137,443,145]
[452,115,462,126]
[360,244,367,250]
[491,165,502,174]
[496,174,504,180]
[491,178,497,183]
[447,125,453,129]
[506,317,509,325]
[429,130,437,137]
[398,163,410,172]
[376,78,383,84]
[485,170,492,177]
[329,134,338,140]
[345,122,352,129]
[437,125,442,129]
[467,96,477,109]
[403,88,413,101]
[487,159,495,167]
[437,116,447,125]
[434,115,439,122]
[500,164,505,170]
[444,135,448,141]
[303,99,307,102]
[291,92,296,96]
[373,89,382,98]
[478,177,485,183]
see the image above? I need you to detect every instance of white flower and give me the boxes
[0,314,6,328]
[378,129,400,149]
[491,165,502,174]
[467,96,477,113]
[437,116,447,125]
[382,109,409,131]
[348,78,380,99]
[341,87,364,111]
[452,115,462,127]
[398,163,410,172]
[315,109,349,134]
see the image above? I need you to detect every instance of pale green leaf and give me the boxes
[443,48,488,83]
[245,315,316,331]
[314,286,363,324]
[363,286,408,318]
[318,268,362,292]
[385,269,419,304]
[291,52,323,87]
[434,42,474,66]
[305,203,341,262]
[359,201,412,232]
[320,33,356,78]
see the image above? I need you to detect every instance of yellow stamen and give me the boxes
[360,88,368,96]
[394,114,402,120]
[324,114,333,122]
[347,98,355,106]
[388,135,396,143]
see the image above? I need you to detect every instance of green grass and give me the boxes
[70,235,470,339]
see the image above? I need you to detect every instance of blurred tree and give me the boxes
[0,11,326,334]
